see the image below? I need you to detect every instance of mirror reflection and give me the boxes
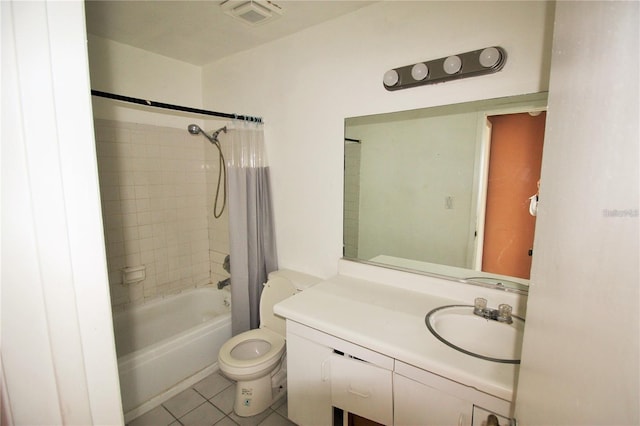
[343,93,548,292]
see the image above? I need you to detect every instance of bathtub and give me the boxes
[113,287,231,421]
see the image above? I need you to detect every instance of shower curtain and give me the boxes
[224,120,278,335]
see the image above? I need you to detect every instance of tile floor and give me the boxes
[127,371,295,426]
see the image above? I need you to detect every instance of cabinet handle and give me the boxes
[347,385,370,398]
[458,413,465,426]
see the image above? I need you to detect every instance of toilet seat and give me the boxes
[218,328,285,380]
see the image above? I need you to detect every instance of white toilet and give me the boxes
[217,269,320,417]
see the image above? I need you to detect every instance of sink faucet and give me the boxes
[473,298,513,324]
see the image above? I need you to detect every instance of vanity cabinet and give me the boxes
[286,331,333,426]
[394,373,472,426]
[287,321,394,426]
[394,362,511,426]
[286,321,513,426]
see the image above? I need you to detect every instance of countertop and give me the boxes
[274,274,520,402]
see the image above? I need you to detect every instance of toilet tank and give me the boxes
[269,269,321,291]
[260,270,321,336]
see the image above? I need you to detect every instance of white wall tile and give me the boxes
[120,185,136,200]
[137,211,152,226]
[121,213,138,227]
[94,120,228,311]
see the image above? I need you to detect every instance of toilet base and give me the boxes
[233,375,274,417]
[232,371,288,417]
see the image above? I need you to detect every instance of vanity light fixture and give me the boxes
[383,69,400,86]
[443,55,462,75]
[383,46,507,91]
[479,47,501,68]
[411,63,429,81]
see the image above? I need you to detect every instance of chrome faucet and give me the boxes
[473,298,513,324]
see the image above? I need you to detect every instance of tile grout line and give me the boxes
[176,384,233,425]
[160,404,182,425]
[139,373,294,426]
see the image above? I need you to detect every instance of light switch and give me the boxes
[445,196,454,209]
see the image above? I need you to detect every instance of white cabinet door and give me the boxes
[286,331,333,426]
[330,354,393,425]
[394,373,473,426]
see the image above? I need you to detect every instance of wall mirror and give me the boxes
[343,93,548,293]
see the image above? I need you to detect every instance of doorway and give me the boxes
[482,112,546,279]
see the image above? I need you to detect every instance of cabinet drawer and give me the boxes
[330,354,393,425]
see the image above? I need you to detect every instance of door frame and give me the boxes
[470,102,548,272]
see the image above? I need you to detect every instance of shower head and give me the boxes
[187,124,227,144]
[187,124,202,135]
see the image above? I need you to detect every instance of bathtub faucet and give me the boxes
[217,278,231,289]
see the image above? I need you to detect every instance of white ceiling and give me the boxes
[84,0,375,66]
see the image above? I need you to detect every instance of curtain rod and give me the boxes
[91,90,263,123]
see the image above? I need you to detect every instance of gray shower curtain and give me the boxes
[225,121,278,335]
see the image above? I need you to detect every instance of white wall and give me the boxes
[515,2,639,424]
[202,1,554,278]
[1,1,122,424]
[88,34,205,129]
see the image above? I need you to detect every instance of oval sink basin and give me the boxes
[425,305,524,364]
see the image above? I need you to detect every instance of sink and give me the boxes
[425,305,525,364]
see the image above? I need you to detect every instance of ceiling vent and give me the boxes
[220,1,284,26]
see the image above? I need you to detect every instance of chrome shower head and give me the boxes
[187,123,226,144]
[187,124,202,135]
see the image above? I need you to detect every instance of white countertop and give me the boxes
[274,274,520,402]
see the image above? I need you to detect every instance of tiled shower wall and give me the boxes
[94,119,229,311]
[205,132,232,288]
[343,142,361,258]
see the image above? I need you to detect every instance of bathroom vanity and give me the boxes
[274,260,526,426]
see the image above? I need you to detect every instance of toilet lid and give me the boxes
[218,328,285,369]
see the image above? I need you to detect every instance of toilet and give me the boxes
[218,269,320,417]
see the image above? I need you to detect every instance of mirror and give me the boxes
[343,93,548,293]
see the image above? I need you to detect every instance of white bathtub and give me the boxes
[113,288,231,421]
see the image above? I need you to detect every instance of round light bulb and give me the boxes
[443,55,462,75]
[479,47,501,68]
[411,63,429,81]
[383,69,399,86]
